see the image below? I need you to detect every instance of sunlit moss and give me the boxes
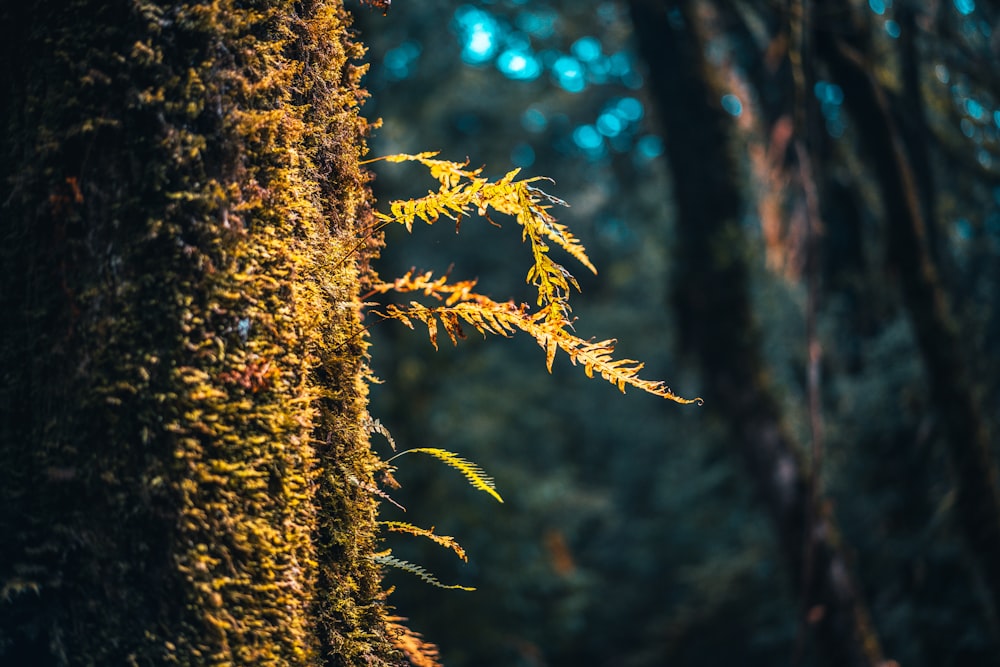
[1,1,397,664]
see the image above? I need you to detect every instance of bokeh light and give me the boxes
[552,55,586,93]
[383,41,421,81]
[954,0,975,16]
[453,6,500,65]
[521,107,548,133]
[721,94,743,117]
[635,134,664,161]
[497,49,542,80]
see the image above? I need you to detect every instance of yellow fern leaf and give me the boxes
[377,290,702,404]
[365,152,595,311]
[380,521,468,562]
[366,155,701,405]
[388,447,503,503]
[517,312,703,404]
[386,616,444,667]
[368,269,483,306]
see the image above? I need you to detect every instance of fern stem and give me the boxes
[323,218,397,274]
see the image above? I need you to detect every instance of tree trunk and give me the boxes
[627,1,886,665]
[817,9,1000,624]
[0,1,398,664]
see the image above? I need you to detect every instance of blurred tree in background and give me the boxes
[358,1,1000,666]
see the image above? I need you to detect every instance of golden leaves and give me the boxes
[380,522,468,562]
[367,153,701,405]
[386,616,443,667]
[374,272,702,404]
[366,152,593,316]
[387,448,504,504]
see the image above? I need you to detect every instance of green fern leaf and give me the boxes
[374,553,475,591]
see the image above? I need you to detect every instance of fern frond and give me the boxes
[380,521,468,562]
[369,153,596,312]
[368,269,485,307]
[378,296,702,405]
[365,151,483,189]
[386,616,444,667]
[365,415,396,451]
[368,154,700,405]
[388,448,504,503]
[342,472,406,512]
[535,326,700,403]
[374,553,476,591]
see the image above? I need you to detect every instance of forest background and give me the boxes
[357,1,1000,666]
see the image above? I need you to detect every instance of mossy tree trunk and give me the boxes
[0,1,398,664]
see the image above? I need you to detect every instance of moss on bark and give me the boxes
[0,1,397,664]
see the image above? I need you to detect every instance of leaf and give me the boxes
[375,287,702,404]
[380,521,468,561]
[386,616,443,667]
[374,553,475,591]
[368,154,702,405]
[365,415,396,451]
[343,472,406,512]
[388,447,503,503]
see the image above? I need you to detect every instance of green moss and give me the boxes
[0,1,397,664]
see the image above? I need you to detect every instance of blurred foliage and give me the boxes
[350,1,1000,665]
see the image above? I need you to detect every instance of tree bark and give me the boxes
[0,1,398,664]
[627,1,886,665]
[817,9,1000,624]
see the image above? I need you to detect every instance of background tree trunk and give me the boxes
[627,1,885,665]
[816,7,1000,623]
[0,1,398,664]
